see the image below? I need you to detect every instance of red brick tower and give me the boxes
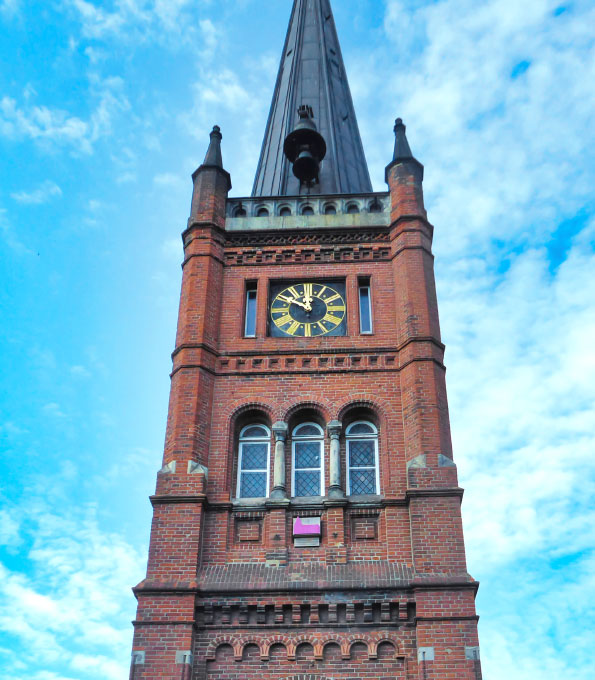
[130,1,483,679]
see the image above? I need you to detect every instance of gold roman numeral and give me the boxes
[275,314,293,326]
[324,312,341,325]
[304,324,312,337]
[326,305,345,313]
[326,293,341,303]
[287,321,300,335]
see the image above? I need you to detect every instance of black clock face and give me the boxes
[269,281,347,337]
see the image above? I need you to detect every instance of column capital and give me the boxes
[272,421,288,441]
[327,420,342,439]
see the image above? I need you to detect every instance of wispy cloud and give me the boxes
[11,181,63,205]
[0,207,32,254]
[0,0,20,17]
[0,76,129,154]
[0,97,91,151]
[66,0,208,47]
[0,502,142,679]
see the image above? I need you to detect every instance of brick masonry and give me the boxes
[129,150,483,678]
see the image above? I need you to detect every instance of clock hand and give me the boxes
[289,297,312,312]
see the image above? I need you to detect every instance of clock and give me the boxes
[269,281,347,337]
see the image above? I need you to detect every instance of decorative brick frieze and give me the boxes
[204,632,404,661]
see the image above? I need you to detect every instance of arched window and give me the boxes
[233,205,247,217]
[279,206,292,216]
[301,205,314,215]
[346,203,360,214]
[257,207,269,217]
[324,203,337,215]
[236,424,271,498]
[346,421,379,495]
[292,422,324,497]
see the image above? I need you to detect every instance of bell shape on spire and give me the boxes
[283,105,327,186]
[252,0,372,197]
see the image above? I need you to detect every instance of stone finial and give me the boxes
[392,118,413,161]
[203,125,224,168]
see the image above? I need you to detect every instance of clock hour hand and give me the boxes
[278,293,312,312]
[290,297,312,312]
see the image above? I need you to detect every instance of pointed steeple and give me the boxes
[252,0,372,197]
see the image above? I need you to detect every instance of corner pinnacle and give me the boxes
[203,125,224,168]
[392,118,413,161]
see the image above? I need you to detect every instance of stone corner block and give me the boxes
[438,454,457,468]
[407,454,427,470]
[417,647,434,662]
[131,651,145,665]
[176,651,194,664]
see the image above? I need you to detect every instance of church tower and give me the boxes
[130,1,483,679]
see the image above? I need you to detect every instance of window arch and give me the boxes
[346,421,379,495]
[291,422,324,497]
[236,424,271,498]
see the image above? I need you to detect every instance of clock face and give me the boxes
[270,281,347,337]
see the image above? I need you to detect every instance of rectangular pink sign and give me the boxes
[293,517,321,536]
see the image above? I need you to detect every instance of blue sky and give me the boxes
[0,0,594,678]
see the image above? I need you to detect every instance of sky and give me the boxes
[0,0,594,678]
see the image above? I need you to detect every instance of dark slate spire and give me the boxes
[203,125,224,168]
[252,0,372,197]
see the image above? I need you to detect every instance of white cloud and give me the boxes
[42,403,67,419]
[11,181,62,205]
[66,0,207,45]
[0,510,22,550]
[0,207,32,254]
[0,0,20,17]
[0,97,91,152]
[0,76,129,154]
[0,503,143,679]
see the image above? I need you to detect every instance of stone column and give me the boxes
[327,420,344,498]
[271,422,288,499]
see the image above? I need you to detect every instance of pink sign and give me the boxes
[293,517,321,536]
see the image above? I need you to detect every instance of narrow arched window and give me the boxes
[236,425,270,498]
[292,423,324,497]
[346,421,379,495]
